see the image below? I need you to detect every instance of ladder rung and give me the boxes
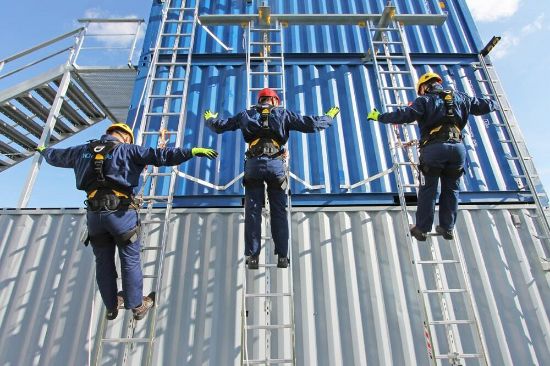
[372,40,403,45]
[250,28,281,32]
[435,353,483,360]
[379,70,410,74]
[401,184,417,188]
[385,103,406,108]
[147,172,173,177]
[102,338,150,343]
[249,71,284,75]
[382,86,415,90]
[245,292,291,298]
[149,94,184,99]
[143,274,158,279]
[396,162,415,166]
[161,33,192,37]
[141,130,178,135]
[415,260,459,265]
[422,289,467,294]
[164,20,194,24]
[155,62,188,66]
[512,175,527,179]
[152,77,187,81]
[250,41,282,45]
[167,7,196,11]
[249,56,283,60]
[376,55,407,60]
[244,359,293,365]
[145,112,181,116]
[157,47,191,51]
[429,320,475,325]
[258,263,280,268]
[370,27,400,32]
[499,139,513,143]
[142,246,162,251]
[246,324,293,330]
[141,195,171,200]
[250,87,283,91]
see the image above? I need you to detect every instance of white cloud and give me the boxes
[79,8,144,48]
[465,0,520,22]
[492,14,545,59]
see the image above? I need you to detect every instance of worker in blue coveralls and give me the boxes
[36,123,218,320]
[367,72,497,241]
[204,88,339,269]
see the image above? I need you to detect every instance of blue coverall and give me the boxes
[40,134,194,310]
[205,107,334,257]
[377,89,497,232]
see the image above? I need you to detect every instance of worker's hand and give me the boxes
[203,110,218,120]
[34,145,46,153]
[192,147,219,160]
[325,106,340,119]
[367,108,380,121]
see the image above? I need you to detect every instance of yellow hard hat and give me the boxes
[416,72,443,94]
[106,123,134,143]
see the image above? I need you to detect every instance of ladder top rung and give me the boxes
[377,55,407,59]
[429,320,475,325]
[434,353,484,360]
[422,289,467,294]
[244,359,294,365]
[373,40,403,45]
[250,28,281,32]
[246,324,293,330]
[101,338,150,343]
[245,292,292,298]
[371,27,400,32]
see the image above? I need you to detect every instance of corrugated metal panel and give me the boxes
[1,206,549,365]
[140,62,523,198]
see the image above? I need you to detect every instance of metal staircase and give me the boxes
[0,20,143,207]
[365,6,488,365]
[92,1,200,365]
[242,10,296,365]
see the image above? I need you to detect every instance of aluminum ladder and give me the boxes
[241,13,296,365]
[472,53,550,256]
[365,6,489,365]
[92,1,200,365]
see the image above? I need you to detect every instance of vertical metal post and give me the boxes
[128,21,144,66]
[17,69,73,208]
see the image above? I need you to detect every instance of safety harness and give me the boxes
[84,140,137,212]
[245,104,285,159]
[419,89,463,148]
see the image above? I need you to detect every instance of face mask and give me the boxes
[426,82,443,94]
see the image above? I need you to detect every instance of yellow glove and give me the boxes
[35,145,46,153]
[203,110,218,120]
[325,106,340,119]
[367,108,380,121]
[192,147,219,160]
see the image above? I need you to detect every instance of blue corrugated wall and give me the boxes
[127,0,526,205]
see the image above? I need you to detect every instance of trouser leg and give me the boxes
[416,174,440,232]
[118,238,143,309]
[267,187,288,257]
[92,244,118,310]
[245,184,265,256]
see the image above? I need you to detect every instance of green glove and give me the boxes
[367,108,380,121]
[35,145,46,153]
[203,110,218,120]
[325,106,340,119]
[192,147,219,160]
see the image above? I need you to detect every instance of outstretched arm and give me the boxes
[374,98,426,125]
[39,146,82,168]
[204,110,242,134]
[467,95,498,115]
[130,145,217,167]
[285,107,338,133]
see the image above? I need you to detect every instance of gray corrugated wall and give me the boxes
[1,206,549,365]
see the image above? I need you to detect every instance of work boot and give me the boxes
[247,255,259,270]
[436,225,454,240]
[277,255,289,269]
[132,294,155,320]
[410,226,427,242]
[106,293,125,320]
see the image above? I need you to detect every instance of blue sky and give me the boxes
[0,0,548,207]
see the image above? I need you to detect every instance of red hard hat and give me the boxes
[257,88,280,103]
